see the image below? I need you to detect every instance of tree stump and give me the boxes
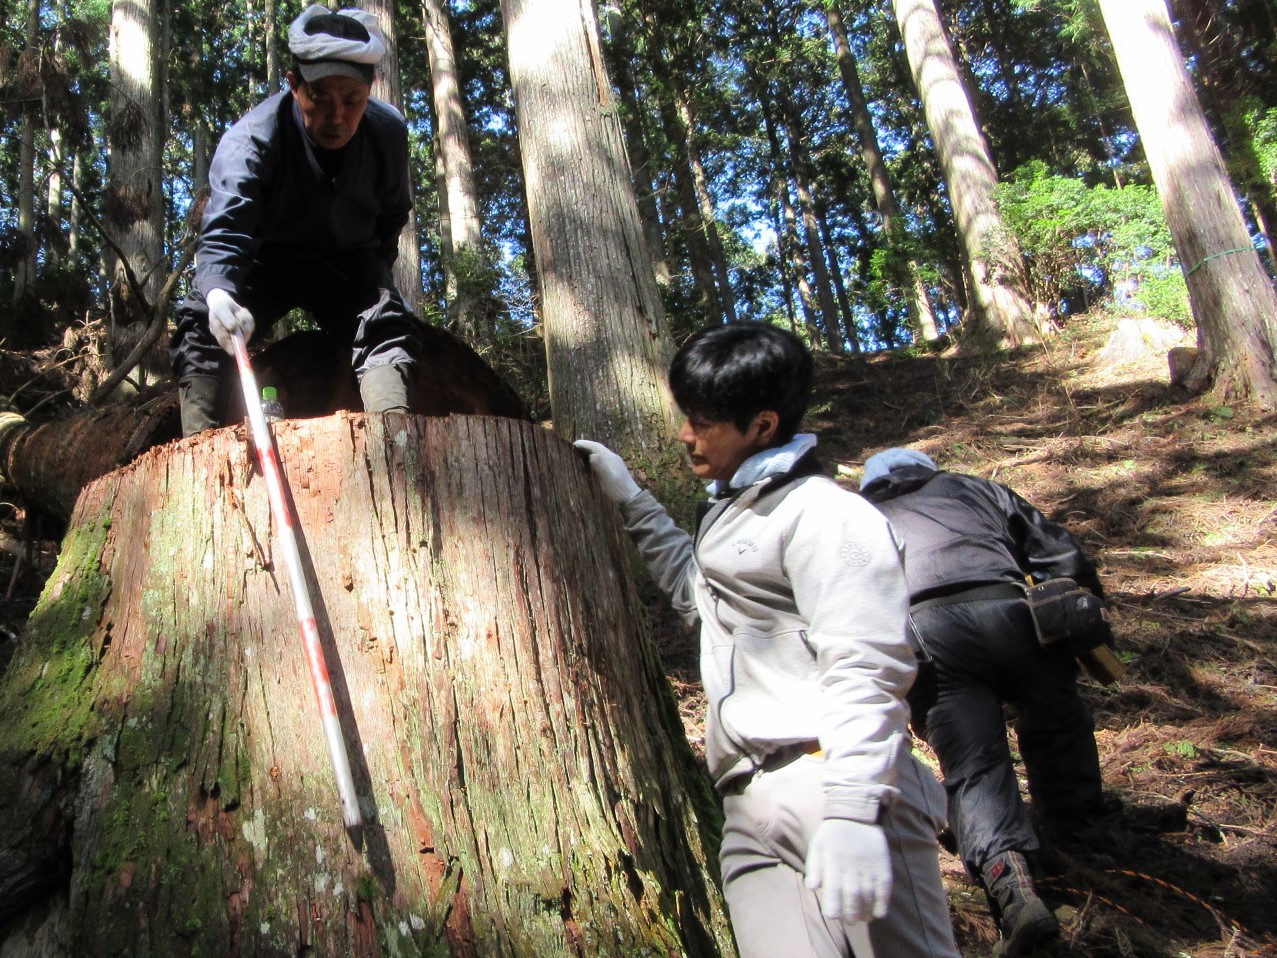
[1096,317,1190,368]
[0,414,733,957]
[0,327,531,525]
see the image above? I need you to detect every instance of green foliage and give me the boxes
[1137,272,1193,327]
[864,243,912,321]
[1246,104,1277,186]
[450,241,520,344]
[998,161,1190,323]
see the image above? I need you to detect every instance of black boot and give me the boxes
[982,851,1059,957]
[179,375,222,437]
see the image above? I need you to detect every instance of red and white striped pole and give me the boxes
[231,333,363,830]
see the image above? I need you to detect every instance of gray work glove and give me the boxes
[206,288,256,353]
[805,818,893,922]
[573,440,642,504]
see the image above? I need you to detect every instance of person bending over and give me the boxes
[861,448,1116,956]
[171,4,422,434]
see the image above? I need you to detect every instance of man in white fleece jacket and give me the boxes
[576,322,960,958]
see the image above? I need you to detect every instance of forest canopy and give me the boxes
[0,0,1275,407]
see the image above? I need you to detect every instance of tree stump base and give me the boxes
[0,413,732,957]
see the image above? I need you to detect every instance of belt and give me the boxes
[910,582,1024,612]
[760,740,823,772]
[721,741,823,796]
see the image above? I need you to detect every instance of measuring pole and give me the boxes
[231,333,363,830]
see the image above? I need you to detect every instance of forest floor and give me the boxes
[0,310,1274,957]
[655,311,1277,958]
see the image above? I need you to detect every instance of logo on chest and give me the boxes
[840,540,871,567]
[732,538,758,555]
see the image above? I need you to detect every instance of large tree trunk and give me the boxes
[367,0,425,322]
[602,19,673,291]
[47,126,64,273]
[107,0,165,326]
[10,0,39,317]
[0,414,734,956]
[1098,0,1277,410]
[264,0,279,89]
[643,42,726,332]
[1172,0,1277,262]
[501,0,682,461]
[892,0,1037,350]
[422,0,499,346]
[674,89,738,326]
[778,95,845,355]
[762,104,825,350]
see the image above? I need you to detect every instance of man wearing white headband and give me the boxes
[170,5,421,434]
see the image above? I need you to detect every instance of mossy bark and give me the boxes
[0,413,733,957]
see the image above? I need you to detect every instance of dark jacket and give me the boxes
[862,466,1104,603]
[195,91,412,295]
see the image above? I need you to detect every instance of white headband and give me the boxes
[288,5,386,68]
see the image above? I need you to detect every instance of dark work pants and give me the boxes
[908,597,1104,879]
[169,249,423,383]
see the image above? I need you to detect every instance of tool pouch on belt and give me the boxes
[1028,579,1125,686]
[1025,578,1110,654]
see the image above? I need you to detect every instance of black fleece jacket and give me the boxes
[862,466,1104,603]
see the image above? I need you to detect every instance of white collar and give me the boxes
[708,433,818,498]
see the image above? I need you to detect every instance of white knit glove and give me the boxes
[206,288,256,353]
[573,440,642,504]
[805,818,893,922]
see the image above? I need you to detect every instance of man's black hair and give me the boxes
[669,321,812,440]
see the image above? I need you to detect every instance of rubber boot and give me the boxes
[359,364,411,414]
[179,374,222,437]
[982,851,1059,957]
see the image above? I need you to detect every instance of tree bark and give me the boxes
[602,19,673,290]
[0,393,178,524]
[107,0,165,324]
[11,0,39,313]
[1171,0,1277,276]
[779,96,844,354]
[367,0,426,322]
[47,127,64,273]
[762,102,825,349]
[673,89,738,326]
[501,0,682,458]
[892,0,1037,350]
[422,0,495,345]
[643,39,727,331]
[69,151,83,257]
[1098,0,1277,409]
[816,205,860,352]
[0,414,734,956]
[264,0,278,90]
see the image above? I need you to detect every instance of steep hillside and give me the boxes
[790,313,1277,958]
[0,313,1273,957]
